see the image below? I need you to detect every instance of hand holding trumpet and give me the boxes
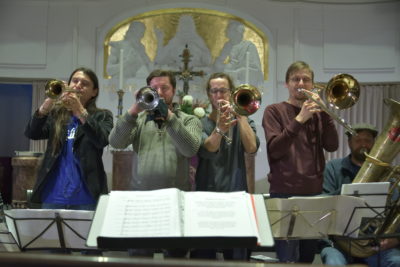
[296,89,324,124]
[216,100,237,133]
[39,80,84,118]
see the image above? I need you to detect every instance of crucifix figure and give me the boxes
[172,44,206,95]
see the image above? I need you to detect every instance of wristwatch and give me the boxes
[78,109,89,120]
[215,127,225,136]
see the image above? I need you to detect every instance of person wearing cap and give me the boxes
[322,123,378,195]
[320,122,400,266]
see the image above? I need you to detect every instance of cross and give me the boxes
[172,44,205,95]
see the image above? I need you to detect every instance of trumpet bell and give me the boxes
[45,80,65,99]
[325,73,360,110]
[45,79,81,99]
[136,86,159,110]
[231,84,262,116]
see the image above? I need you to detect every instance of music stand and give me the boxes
[266,195,368,239]
[4,209,95,252]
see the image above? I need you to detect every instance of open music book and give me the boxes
[87,188,273,249]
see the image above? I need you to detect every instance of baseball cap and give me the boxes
[346,123,378,138]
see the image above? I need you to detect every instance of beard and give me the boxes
[352,147,369,163]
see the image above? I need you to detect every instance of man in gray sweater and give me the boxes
[109,69,202,192]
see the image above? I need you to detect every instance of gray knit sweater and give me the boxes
[109,110,202,191]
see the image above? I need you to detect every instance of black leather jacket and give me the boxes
[25,109,113,207]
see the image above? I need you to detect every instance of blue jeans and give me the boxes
[41,203,96,211]
[321,246,400,267]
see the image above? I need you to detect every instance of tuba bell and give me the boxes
[298,73,360,135]
[231,84,262,116]
[334,98,400,258]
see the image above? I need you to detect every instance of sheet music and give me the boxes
[183,191,259,239]
[100,188,182,237]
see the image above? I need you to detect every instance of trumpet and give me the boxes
[216,101,233,145]
[45,80,81,99]
[231,84,262,116]
[216,84,262,145]
[136,86,159,110]
[298,73,360,135]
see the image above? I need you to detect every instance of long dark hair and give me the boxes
[51,67,100,155]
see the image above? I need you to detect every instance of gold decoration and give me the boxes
[103,8,269,80]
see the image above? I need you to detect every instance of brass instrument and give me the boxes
[45,79,80,99]
[136,86,159,110]
[335,98,400,258]
[231,84,262,116]
[217,84,262,145]
[298,74,360,135]
[216,101,233,145]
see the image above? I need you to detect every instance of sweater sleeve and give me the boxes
[320,112,339,152]
[108,111,138,149]
[165,112,202,158]
[262,104,304,160]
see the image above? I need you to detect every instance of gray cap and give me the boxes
[346,123,378,137]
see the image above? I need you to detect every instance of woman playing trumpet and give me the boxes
[25,67,113,210]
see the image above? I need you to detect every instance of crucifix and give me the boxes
[172,44,206,95]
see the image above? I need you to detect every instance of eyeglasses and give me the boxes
[289,77,312,84]
[210,88,230,95]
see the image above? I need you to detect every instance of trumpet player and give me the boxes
[109,69,202,192]
[24,67,113,210]
[262,61,339,263]
[191,72,259,261]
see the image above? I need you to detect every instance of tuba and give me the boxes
[335,98,400,258]
[298,74,360,135]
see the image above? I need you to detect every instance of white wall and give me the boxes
[1,0,399,192]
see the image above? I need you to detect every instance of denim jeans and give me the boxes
[321,245,400,267]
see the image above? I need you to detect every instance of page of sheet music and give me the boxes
[100,188,182,237]
[182,191,259,238]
